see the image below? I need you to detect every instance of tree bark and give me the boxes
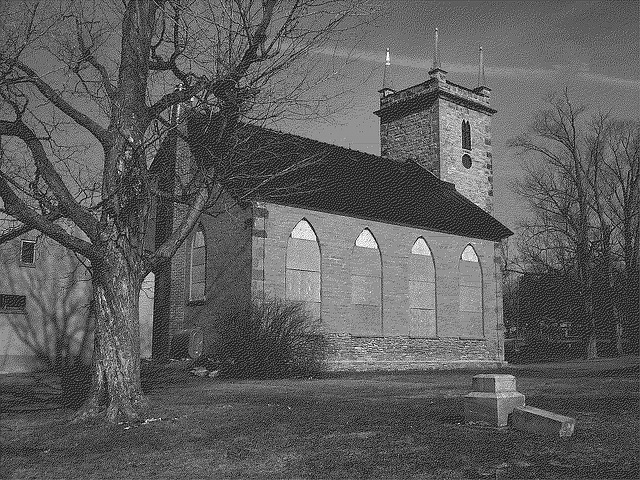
[72,246,147,423]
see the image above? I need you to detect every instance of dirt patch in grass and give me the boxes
[1,357,638,479]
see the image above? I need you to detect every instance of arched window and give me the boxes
[286,219,321,319]
[409,238,436,337]
[351,228,382,335]
[462,120,472,150]
[459,244,483,337]
[189,225,206,301]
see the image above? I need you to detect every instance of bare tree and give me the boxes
[509,89,639,359]
[587,117,639,354]
[0,0,373,422]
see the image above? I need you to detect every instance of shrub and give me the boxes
[215,298,327,379]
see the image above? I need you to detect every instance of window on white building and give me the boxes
[20,240,36,266]
[0,294,27,312]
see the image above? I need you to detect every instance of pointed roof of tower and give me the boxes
[433,28,440,69]
[474,46,491,98]
[477,46,485,87]
[428,28,447,82]
[379,48,396,97]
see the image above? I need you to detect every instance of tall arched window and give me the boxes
[409,238,436,337]
[459,244,483,337]
[189,225,206,301]
[351,228,382,335]
[462,120,472,150]
[286,219,321,319]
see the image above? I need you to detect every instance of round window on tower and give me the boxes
[462,154,472,169]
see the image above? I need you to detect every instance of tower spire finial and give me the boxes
[429,28,446,82]
[380,47,395,97]
[477,46,485,86]
[434,28,440,69]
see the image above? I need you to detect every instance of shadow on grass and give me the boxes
[0,363,92,413]
[0,360,193,414]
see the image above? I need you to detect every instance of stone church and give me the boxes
[149,52,513,371]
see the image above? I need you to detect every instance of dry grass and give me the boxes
[1,357,638,479]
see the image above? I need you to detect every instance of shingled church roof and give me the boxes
[187,116,512,242]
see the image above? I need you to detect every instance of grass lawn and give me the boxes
[1,357,638,479]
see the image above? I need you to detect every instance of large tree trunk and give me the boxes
[73,247,147,423]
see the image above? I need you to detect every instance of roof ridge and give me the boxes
[239,122,384,162]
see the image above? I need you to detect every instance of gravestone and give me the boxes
[464,374,525,427]
[511,406,576,437]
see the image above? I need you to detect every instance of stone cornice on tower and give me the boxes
[374,76,496,123]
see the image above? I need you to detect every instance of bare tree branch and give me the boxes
[1,56,111,147]
[0,119,99,240]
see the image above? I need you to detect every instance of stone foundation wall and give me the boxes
[325,333,504,371]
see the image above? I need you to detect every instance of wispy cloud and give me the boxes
[319,46,640,90]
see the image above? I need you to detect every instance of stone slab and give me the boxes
[511,405,576,437]
[471,374,517,393]
[464,391,525,427]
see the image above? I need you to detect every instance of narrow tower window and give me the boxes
[462,120,472,150]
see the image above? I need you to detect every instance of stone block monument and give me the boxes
[511,406,576,437]
[464,374,525,427]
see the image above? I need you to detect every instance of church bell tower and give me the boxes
[374,30,496,213]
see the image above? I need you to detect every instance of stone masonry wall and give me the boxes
[380,101,440,176]
[256,203,505,370]
[251,202,268,301]
[439,98,493,213]
[493,241,506,360]
[167,131,193,341]
[326,334,502,371]
[180,193,253,354]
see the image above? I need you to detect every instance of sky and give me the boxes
[286,0,640,236]
[2,0,638,240]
